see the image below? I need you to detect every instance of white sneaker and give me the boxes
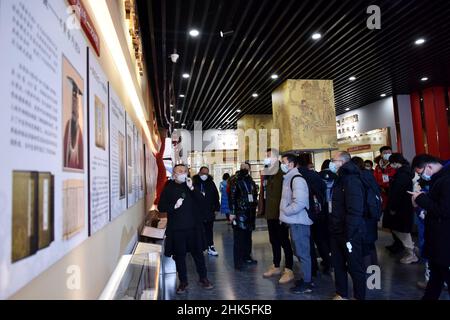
[400,248,419,264]
[207,246,219,256]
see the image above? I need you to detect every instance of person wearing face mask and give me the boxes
[364,160,374,173]
[158,164,213,294]
[259,148,295,284]
[229,162,259,270]
[374,146,401,253]
[386,153,418,264]
[193,166,220,256]
[279,154,314,294]
[328,151,366,300]
[410,154,450,300]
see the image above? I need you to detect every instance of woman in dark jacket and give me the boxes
[229,163,258,270]
[387,153,418,264]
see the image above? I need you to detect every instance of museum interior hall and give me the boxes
[0,0,449,302]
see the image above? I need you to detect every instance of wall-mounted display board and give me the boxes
[109,87,128,220]
[0,0,89,299]
[137,130,145,200]
[87,49,110,234]
[126,115,137,207]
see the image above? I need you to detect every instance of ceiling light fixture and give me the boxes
[236,109,241,113]
[179,94,185,98]
[271,74,279,79]
[175,121,179,124]
[345,108,350,111]
[312,33,322,40]
[252,93,258,98]
[176,110,182,114]
[380,94,386,97]
[349,76,356,81]
[421,77,428,82]
[189,29,200,37]
[182,73,190,79]
[415,38,425,45]
[220,30,234,38]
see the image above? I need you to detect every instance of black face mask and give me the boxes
[240,169,249,176]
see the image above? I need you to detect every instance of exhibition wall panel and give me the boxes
[2,0,159,299]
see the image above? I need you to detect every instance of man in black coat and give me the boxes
[410,154,450,300]
[193,166,220,256]
[158,164,213,294]
[329,151,366,300]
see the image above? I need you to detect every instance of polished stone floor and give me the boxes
[163,219,449,300]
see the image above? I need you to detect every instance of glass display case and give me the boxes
[100,243,162,300]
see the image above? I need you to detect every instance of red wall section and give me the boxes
[410,92,425,154]
[422,88,440,156]
[433,87,450,159]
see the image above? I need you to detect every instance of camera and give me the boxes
[170,53,179,63]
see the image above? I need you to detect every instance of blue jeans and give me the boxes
[289,224,312,283]
[415,214,425,257]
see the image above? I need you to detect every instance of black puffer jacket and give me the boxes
[329,161,366,241]
[386,165,414,233]
[416,161,450,266]
[229,171,258,230]
[360,169,381,244]
[193,174,220,222]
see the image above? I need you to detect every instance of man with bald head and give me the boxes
[328,151,366,300]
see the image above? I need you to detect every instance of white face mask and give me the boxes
[175,173,187,183]
[263,158,272,166]
[383,153,392,161]
[280,163,290,173]
[200,174,208,181]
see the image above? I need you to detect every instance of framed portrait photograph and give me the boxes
[62,55,84,172]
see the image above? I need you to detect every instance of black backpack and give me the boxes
[290,171,326,223]
[359,173,382,221]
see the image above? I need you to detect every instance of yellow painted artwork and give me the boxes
[272,80,338,152]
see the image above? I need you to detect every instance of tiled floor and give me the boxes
[163,219,449,300]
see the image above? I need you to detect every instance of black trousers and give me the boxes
[267,219,294,269]
[330,234,366,300]
[204,219,215,247]
[423,262,450,300]
[171,230,207,283]
[233,227,252,268]
[311,220,331,270]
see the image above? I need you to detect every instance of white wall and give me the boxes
[336,97,398,151]
[396,95,416,161]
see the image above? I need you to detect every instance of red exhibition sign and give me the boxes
[68,0,100,56]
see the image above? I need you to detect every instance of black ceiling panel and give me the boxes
[137,0,450,130]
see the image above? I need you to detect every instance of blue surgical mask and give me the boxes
[383,153,391,161]
[329,162,338,174]
[280,163,289,173]
[420,167,432,181]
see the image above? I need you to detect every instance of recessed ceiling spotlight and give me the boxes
[189,29,200,37]
[421,77,428,82]
[236,109,241,113]
[271,74,279,79]
[182,73,190,79]
[176,110,182,114]
[179,94,185,98]
[415,38,425,45]
[349,76,356,81]
[252,93,258,98]
[345,108,350,111]
[175,121,179,124]
[225,120,230,123]
[380,94,386,97]
[170,104,174,107]
[181,123,186,126]
[312,33,322,40]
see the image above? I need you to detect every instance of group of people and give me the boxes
[158,146,450,300]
